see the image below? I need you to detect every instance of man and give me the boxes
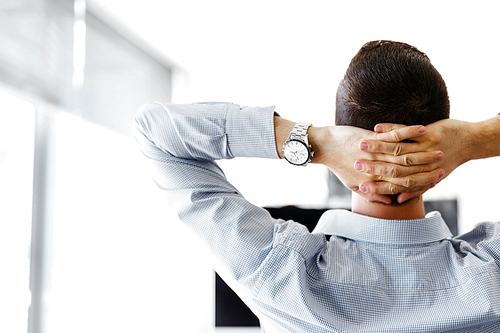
[134,41,500,332]
[334,40,449,210]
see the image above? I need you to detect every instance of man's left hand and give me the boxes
[309,124,444,204]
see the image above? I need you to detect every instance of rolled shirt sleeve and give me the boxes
[134,102,279,161]
[133,102,285,293]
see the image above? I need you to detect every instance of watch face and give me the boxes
[283,140,310,165]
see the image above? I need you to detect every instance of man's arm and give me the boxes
[274,116,445,203]
[134,102,440,290]
[357,115,500,202]
[461,115,500,160]
[134,102,287,295]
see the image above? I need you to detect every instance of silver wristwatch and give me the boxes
[282,122,314,166]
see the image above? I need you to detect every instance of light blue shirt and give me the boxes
[134,102,500,332]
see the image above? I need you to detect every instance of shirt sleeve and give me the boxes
[133,101,285,292]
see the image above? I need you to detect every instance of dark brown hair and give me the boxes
[336,41,450,130]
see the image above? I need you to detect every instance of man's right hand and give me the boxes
[357,116,500,203]
[309,124,445,204]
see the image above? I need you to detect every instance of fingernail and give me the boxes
[360,142,369,151]
[359,184,368,193]
[355,161,363,171]
[436,153,443,161]
[375,125,383,133]
[439,171,445,179]
[418,126,426,134]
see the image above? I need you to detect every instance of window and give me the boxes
[48,113,212,332]
[0,88,35,333]
[0,1,179,332]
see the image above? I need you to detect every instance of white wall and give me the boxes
[92,0,500,233]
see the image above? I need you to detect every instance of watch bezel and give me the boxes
[282,139,311,166]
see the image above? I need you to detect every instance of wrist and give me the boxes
[307,125,331,165]
[274,116,295,159]
[275,117,323,165]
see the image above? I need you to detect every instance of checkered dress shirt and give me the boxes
[134,102,500,332]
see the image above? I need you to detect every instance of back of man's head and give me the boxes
[336,40,450,130]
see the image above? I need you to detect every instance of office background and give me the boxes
[1,0,499,332]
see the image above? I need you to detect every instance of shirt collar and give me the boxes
[312,210,453,245]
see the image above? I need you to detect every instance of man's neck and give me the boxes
[351,193,426,220]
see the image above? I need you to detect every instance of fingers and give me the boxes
[360,124,428,156]
[359,181,431,198]
[359,182,434,203]
[355,123,442,203]
[355,160,435,179]
[355,152,443,176]
[384,168,445,188]
[373,124,426,142]
[360,140,424,156]
[356,192,393,205]
[374,123,407,133]
[397,190,430,204]
[358,168,444,196]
